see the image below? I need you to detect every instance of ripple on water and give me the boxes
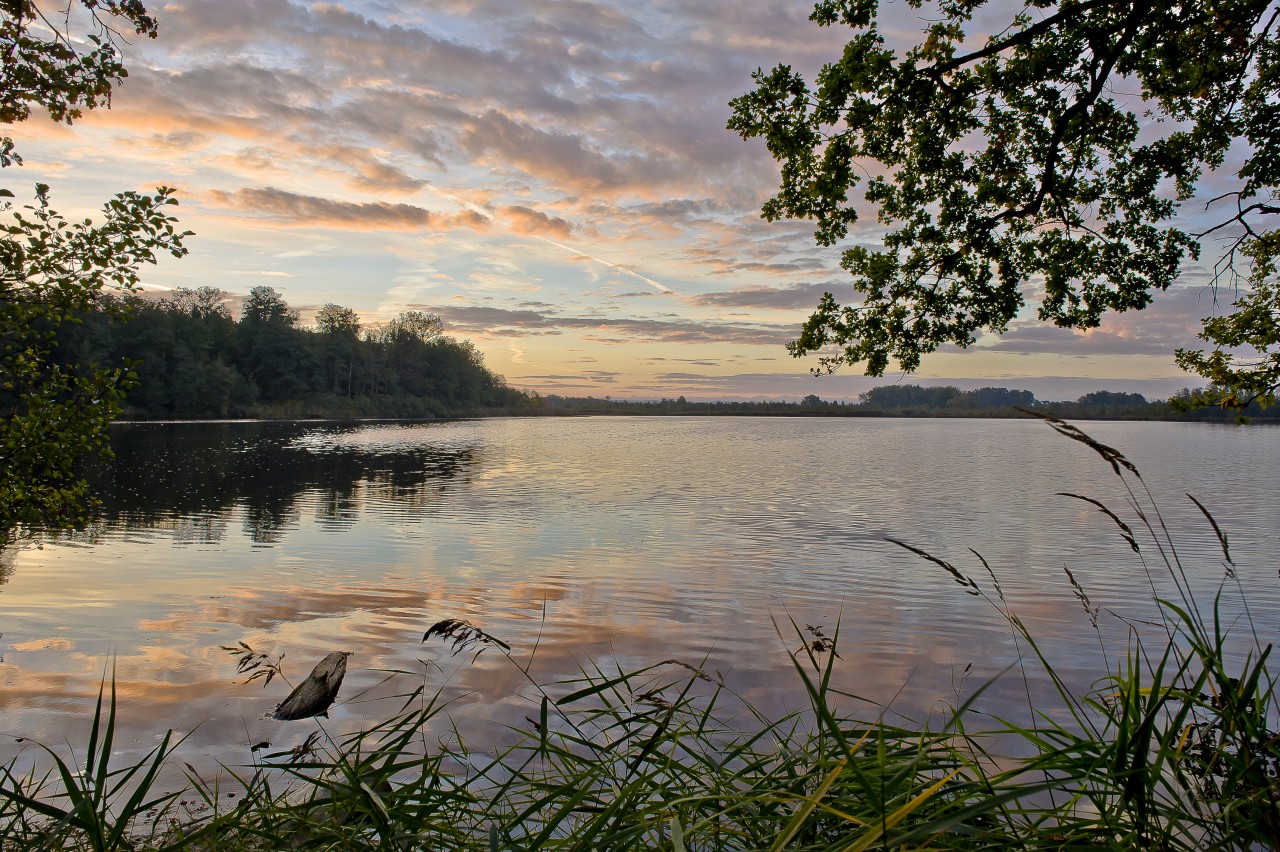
[2,417,1276,768]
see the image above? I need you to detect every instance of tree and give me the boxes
[315,303,361,397]
[949,386,1036,410]
[1076,390,1148,408]
[315,303,361,339]
[118,287,236,416]
[385,310,443,345]
[236,286,306,402]
[376,311,444,397]
[729,0,1279,405]
[240,285,298,327]
[1,1,187,536]
[167,285,232,322]
[860,384,960,410]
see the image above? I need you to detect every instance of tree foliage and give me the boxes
[1,0,188,536]
[729,0,1279,399]
[384,310,444,345]
[1174,233,1280,414]
[53,290,526,418]
[315,303,361,338]
[1,184,186,532]
[315,303,362,397]
[1,0,157,167]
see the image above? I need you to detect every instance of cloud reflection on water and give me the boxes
[1,417,1276,776]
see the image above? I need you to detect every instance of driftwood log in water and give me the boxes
[273,652,351,721]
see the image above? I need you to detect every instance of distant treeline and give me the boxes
[45,289,1274,422]
[535,385,1280,421]
[54,286,529,419]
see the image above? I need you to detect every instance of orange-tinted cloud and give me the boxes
[209,187,491,232]
[502,205,575,239]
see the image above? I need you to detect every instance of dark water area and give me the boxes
[85,421,477,545]
[1,417,1277,776]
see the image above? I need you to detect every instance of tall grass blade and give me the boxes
[1015,408,1139,476]
[884,536,981,595]
[769,756,855,852]
[835,767,963,852]
[1187,492,1232,564]
[1057,492,1140,552]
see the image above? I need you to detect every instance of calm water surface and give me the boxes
[1,417,1276,770]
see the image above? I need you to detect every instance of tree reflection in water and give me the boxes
[63,421,475,547]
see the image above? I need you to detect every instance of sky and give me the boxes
[6,0,1237,401]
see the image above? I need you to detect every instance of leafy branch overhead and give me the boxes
[729,0,1279,398]
[1174,232,1280,412]
[1,0,157,167]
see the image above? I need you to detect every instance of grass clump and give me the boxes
[1,416,1277,850]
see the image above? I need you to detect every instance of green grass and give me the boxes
[1,415,1276,850]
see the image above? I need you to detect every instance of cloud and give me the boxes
[461,109,676,191]
[301,144,428,194]
[511,370,1196,403]
[432,304,793,346]
[976,285,1213,358]
[687,282,836,310]
[12,638,75,652]
[128,130,212,151]
[209,187,491,231]
[502,205,575,238]
[77,0,852,226]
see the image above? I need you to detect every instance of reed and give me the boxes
[0,417,1275,850]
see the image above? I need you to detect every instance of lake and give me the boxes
[1,416,1276,772]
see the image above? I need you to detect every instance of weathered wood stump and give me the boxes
[273,651,351,721]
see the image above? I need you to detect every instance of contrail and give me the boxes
[419,186,676,295]
[533,236,676,295]
[422,185,496,222]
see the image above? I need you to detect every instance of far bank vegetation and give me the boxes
[56,286,528,419]
[46,287,1274,422]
